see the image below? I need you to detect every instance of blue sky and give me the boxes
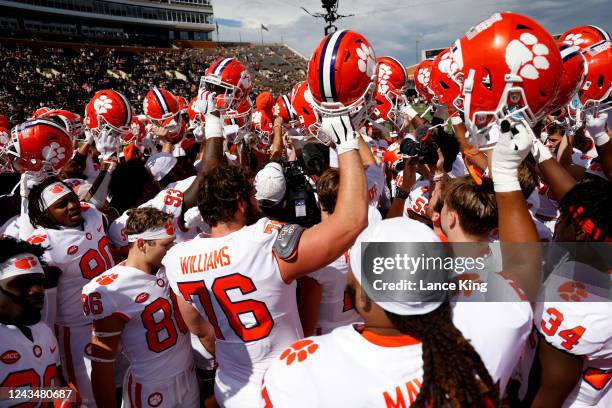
[211,0,611,65]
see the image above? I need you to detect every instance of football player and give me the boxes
[0,237,64,407]
[26,177,114,405]
[83,207,212,408]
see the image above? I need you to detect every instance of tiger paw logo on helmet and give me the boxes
[417,68,431,86]
[356,43,376,76]
[279,339,319,366]
[42,142,67,165]
[377,63,392,94]
[505,32,551,80]
[562,33,586,47]
[557,281,589,301]
[94,94,113,114]
[252,110,262,125]
[438,51,459,76]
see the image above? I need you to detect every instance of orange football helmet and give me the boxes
[453,12,563,136]
[84,90,132,138]
[307,30,377,127]
[547,43,586,113]
[2,119,74,173]
[272,94,298,128]
[40,109,84,142]
[200,57,252,112]
[579,41,612,109]
[291,81,322,141]
[413,59,436,102]
[559,25,610,51]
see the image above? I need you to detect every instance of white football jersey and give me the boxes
[166,175,196,192]
[0,215,18,238]
[162,217,303,400]
[28,203,114,327]
[0,323,60,408]
[403,177,431,218]
[365,164,385,207]
[108,186,196,248]
[261,325,424,407]
[82,264,193,383]
[572,149,594,169]
[536,261,612,407]
[452,270,533,395]
[309,253,360,335]
[363,135,389,165]
[536,180,559,219]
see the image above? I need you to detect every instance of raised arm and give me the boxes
[492,120,541,301]
[586,112,612,179]
[277,115,368,282]
[183,93,225,209]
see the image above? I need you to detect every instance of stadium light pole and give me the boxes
[415,32,423,63]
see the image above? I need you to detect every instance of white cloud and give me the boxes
[211,0,611,65]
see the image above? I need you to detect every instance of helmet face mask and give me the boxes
[200,57,251,112]
[455,12,563,143]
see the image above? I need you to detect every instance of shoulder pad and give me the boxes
[273,224,306,260]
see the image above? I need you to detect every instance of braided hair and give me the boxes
[559,178,611,242]
[385,302,499,407]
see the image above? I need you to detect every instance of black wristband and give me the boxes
[395,188,410,199]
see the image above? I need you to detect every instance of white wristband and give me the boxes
[401,105,418,121]
[592,131,610,147]
[450,116,463,126]
[204,114,223,139]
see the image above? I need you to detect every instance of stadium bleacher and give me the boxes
[0,39,307,123]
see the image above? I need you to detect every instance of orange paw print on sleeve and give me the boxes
[558,281,588,301]
[27,234,48,244]
[454,273,484,297]
[279,339,319,366]
[95,273,118,286]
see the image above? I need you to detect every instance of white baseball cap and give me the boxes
[145,152,177,181]
[254,162,286,205]
[349,217,445,316]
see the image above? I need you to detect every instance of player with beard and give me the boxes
[162,109,368,407]
[0,237,64,407]
[27,177,114,406]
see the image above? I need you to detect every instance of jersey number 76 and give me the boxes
[178,273,274,342]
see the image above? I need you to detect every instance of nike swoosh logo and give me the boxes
[97,225,102,232]
[50,346,57,353]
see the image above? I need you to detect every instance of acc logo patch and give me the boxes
[67,245,79,255]
[85,232,92,240]
[33,345,42,358]
[135,292,150,304]
[148,392,163,407]
[156,279,165,288]
[1,350,21,364]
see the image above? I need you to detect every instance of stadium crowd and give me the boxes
[0,12,611,408]
[0,43,307,124]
